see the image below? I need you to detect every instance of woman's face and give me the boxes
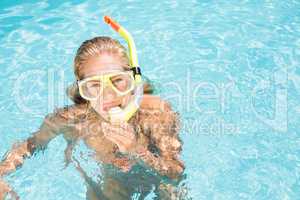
[80,54,132,121]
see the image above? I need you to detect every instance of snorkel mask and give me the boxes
[78,16,143,123]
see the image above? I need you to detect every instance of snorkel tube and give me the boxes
[104,16,143,122]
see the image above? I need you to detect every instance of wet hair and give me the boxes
[67,36,154,104]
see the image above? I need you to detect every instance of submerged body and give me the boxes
[0,95,185,199]
[0,28,186,199]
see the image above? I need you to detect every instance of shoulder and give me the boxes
[140,94,172,112]
[138,95,180,125]
[46,103,89,123]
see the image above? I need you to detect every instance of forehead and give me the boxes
[80,54,126,79]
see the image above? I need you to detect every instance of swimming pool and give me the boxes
[1,0,300,199]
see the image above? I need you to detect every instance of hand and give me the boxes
[0,153,24,177]
[0,179,10,200]
[102,122,137,153]
[0,142,29,177]
[0,179,19,200]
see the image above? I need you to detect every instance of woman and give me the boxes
[0,36,185,200]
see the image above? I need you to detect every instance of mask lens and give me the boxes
[79,72,134,100]
[110,73,134,93]
[80,80,102,100]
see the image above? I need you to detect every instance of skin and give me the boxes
[80,54,137,152]
[81,53,133,122]
[0,54,185,200]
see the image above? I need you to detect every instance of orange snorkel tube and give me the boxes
[104,16,120,32]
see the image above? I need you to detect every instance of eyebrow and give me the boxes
[80,69,131,80]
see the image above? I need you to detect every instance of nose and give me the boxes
[102,84,117,101]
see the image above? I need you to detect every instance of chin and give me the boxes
[91,105,109,121]
[98,108,109,118]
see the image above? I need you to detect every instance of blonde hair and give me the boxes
[67,36,153,104]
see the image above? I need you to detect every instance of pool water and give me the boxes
[1,0,300,199]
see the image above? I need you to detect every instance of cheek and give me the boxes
[90,99,108,116]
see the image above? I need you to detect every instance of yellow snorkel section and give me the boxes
[104,16,143,122]
[104,16,142,83]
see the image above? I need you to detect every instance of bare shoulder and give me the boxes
[47,103,89,122]
[38,103,89,134]
[138,95,180,125]
[140,94,172,112]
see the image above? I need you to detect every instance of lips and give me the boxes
[102,100,122,111]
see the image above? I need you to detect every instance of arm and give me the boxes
[134,97,185,181]
[0,109,67,177]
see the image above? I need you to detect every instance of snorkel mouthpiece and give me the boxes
[103,16,143,123]
[108,106,123,123]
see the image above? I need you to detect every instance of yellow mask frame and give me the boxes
[78,71,135,101]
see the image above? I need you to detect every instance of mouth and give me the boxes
[102,100,123,111]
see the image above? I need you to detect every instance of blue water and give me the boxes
[1,0,300,199]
